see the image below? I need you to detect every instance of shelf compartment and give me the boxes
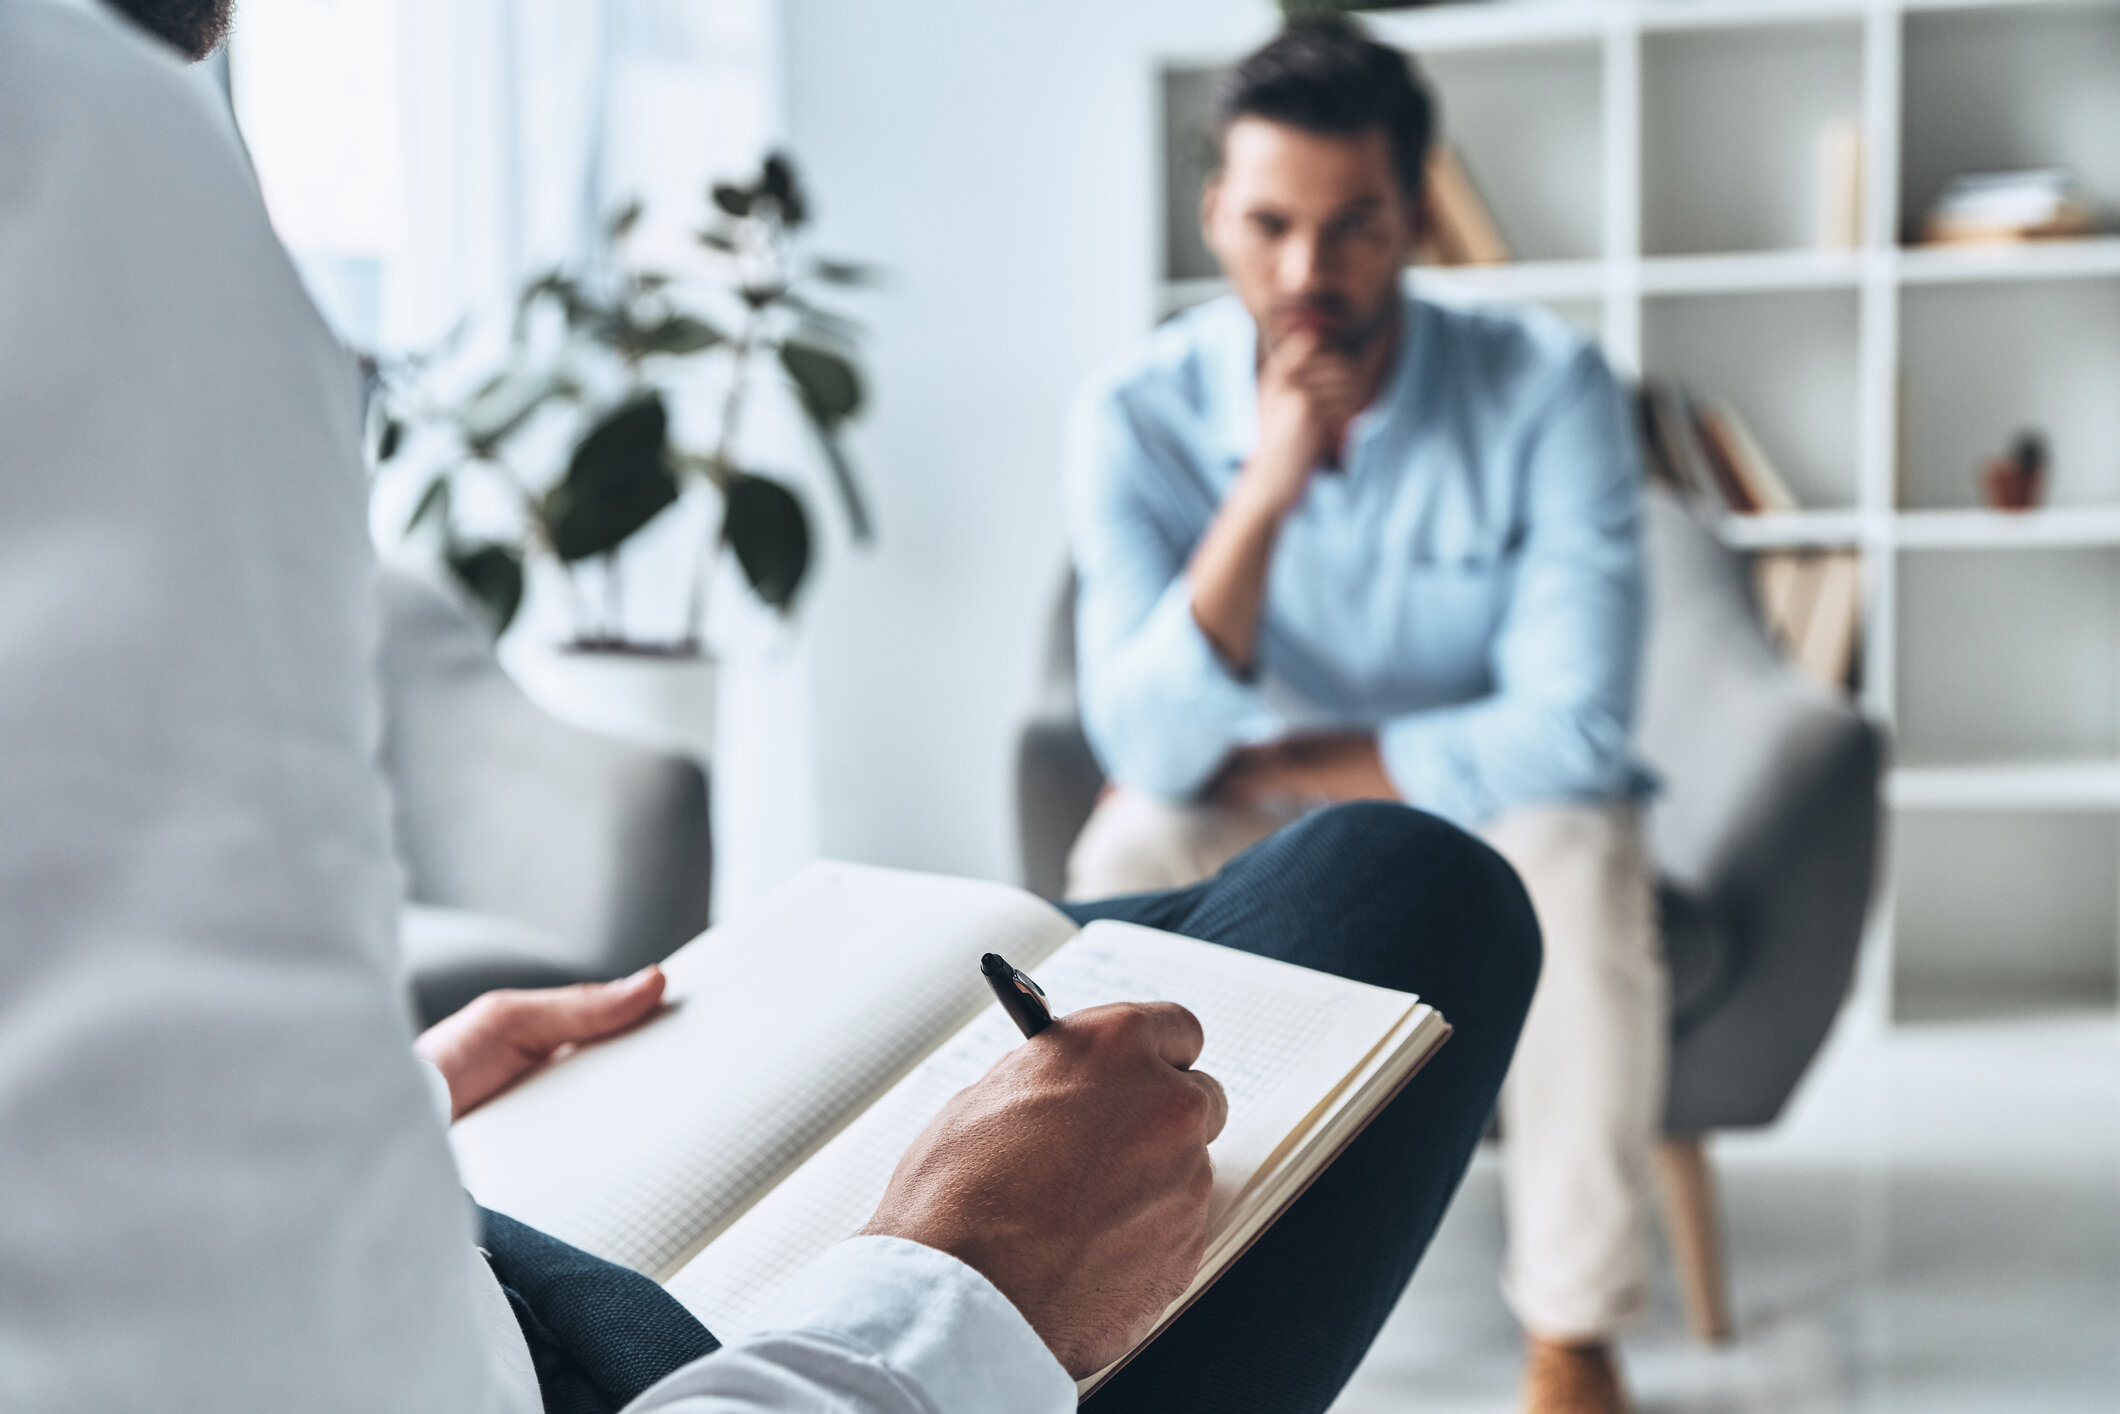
[1891,759,2120,812]
[1895,508,2120,549]
[1899,276,2120,511]
[1421,42,1604,262]
[1712,509,1868,548]
[1366,3,1609,54]
[1898,235,2120,287]
[1639,0,1871,33]
[1639,249,1864,295]
[1902,1,2120,250]
[1895,547,2120,764]
[1891,809,2119,1022]
[1644,287,1861,509]
[1642,18,1865,257]
[1159,65,1223,286]
[1416,258,1605,302]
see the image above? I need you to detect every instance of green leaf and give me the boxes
[810,256,879,286]
[781,292,865,340]
[696,228,738,254]
[760,152,807,227]
[812,426,874,545]
[607,197,644,241]
[722,472,812,610]
[712,183,753,218]
[778,340,863,425]
[405,474,451,535]
[541,395,681,562]
[519,269,575,311]
[637,313,725,356]
[445,542,525,635]
[461,366,568,453]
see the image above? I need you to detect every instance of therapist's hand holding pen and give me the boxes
[862,956,1228,1378]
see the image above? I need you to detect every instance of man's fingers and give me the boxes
[1129,999,1208,1071]
[1185,1068,1229,1144]
[1267,328,1330,384]
[513,966,666,1050]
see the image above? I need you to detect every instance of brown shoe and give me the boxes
[1521,1337,1628,1414]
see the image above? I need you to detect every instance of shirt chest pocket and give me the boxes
[1380,550,1517,678]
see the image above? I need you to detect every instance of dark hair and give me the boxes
[1215,20,1436,198]
[108,0,235,61]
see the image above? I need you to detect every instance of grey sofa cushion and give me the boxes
[1635,491,1882,1133]
[375,569,713,1021]
[1661,886,1739,1039]
[399,904,592,1026]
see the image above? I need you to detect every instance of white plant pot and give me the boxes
[501,642,720,767]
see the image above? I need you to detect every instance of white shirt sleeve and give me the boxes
[629,1239,1077,1414]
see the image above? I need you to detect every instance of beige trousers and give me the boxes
[1066,790,1667,1340]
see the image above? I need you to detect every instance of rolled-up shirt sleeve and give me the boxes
[627,1238,1076,1414]
[1379,349,1647,828]
[1066,381,1272,800]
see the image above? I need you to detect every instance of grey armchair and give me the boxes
[376,568,714,1025]
[1014,485,1884,1342]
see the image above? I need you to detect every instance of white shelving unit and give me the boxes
[1159,0,2120,1023]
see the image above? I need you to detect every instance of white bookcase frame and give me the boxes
[1158,0,2120,1024]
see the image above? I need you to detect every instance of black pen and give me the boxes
[981,952,1054,1038]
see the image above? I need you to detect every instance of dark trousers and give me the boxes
[485,801,1541,1414]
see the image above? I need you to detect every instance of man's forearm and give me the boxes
[1216,734,1403,809]
[1186,471,1299,674]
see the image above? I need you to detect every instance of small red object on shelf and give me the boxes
[1980,431,2047,512]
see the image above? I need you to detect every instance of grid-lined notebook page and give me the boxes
[448,861,1076,1278]
[664,920,1417,1334]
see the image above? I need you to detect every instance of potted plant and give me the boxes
[370,153,872,758]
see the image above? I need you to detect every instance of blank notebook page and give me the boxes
[450,862,1076,1278]
[665,921,1416,1334]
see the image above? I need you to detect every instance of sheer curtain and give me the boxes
[231,0,816,920]
[231,0,778,351]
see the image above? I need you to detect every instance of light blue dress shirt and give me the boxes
[1066,289,1648,831]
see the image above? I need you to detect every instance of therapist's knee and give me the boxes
[1267,802,1542,1001]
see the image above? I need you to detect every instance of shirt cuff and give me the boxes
[1379,709,1491,829]
[418,1057,455,1125]
[1096,577,1274,799]
[751,1236,1075,1414]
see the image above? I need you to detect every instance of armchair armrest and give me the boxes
[1635,491,1885,1131]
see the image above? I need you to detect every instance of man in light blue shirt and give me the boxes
[1065,23,1665,1414]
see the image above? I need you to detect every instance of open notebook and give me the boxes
[450,861,1450,1397]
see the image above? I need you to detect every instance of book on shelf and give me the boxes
[449,861,1452,1399]
[1696,399,1799,514]
[1417,142,1511,267]
[1920,167,2095,246]
[1637,382,1723,505]
[1636,381,1797,516]
[1638,381,1859,690]
[1752,549,1861,693]
[1814,118,1864,252]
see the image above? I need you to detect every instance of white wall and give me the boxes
[782,0,1278,882]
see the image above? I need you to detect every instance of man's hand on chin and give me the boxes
[415,968,668,1119]
[1216,733,1401,811]
[862,1001,1228,1379]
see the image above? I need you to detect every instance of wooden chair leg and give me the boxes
[1655,1135,1733,1344]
